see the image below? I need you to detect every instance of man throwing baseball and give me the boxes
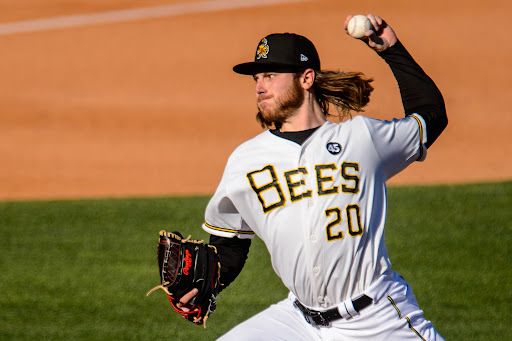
[185,13,447,340]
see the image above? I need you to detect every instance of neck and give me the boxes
[279,94,326,132]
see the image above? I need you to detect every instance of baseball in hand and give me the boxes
[347,15,372,39]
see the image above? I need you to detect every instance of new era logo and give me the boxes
[300,54,308,62]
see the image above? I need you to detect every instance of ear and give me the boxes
[299,68,316,90]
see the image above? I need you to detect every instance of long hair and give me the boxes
[314,70,373,121]
[255,70,373,129]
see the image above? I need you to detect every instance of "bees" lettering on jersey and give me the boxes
[246,162,360,213]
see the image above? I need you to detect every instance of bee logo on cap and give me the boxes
[256,38,270,59]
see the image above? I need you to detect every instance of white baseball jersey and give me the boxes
[202,114,427,309]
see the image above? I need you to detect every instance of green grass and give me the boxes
[0,181,510,340]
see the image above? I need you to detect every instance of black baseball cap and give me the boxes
[233,33,321,75]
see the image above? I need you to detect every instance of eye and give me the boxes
[265,73,276,79]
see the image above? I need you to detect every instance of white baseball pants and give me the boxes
[218,274,444,341]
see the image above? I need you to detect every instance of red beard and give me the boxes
[257,77,304,128]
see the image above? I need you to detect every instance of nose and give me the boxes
[255,77,266,96]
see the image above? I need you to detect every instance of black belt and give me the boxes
[293,295,372,326]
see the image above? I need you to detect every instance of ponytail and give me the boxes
[314,71,373,120]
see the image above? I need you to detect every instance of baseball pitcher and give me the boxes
[157,13,448,340]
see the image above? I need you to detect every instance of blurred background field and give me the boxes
[1,181,510,340]
[0,0,511,200]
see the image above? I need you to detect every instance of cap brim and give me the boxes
[233,62,305,75]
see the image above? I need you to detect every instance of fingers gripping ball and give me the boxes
[146,230,221,327]
[347,15,372,39]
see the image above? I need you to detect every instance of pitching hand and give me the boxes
[344,14,398,52]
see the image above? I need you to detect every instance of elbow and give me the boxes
[439,105,448,134]
[432,90,448,135]
[434,88,448,131]
[423,104,448,148]
[428,113,447,149]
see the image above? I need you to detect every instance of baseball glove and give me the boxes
[146,230,221,327]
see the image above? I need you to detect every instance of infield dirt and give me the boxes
[0,0,510,200]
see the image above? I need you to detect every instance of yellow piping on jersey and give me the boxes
[387,295,426,341]
[203,222,255,235]
[411,114,425,161]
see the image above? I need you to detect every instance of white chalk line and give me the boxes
[0,0,307,36]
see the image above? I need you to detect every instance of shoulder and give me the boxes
[231,130,272,155]
[350,114,381,127]
[321,115,375,137]
[346,114,410,132]
[324,115,375,129]
[224,130,273,167]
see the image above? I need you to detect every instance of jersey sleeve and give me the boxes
[362,114,428,180]
[202,162,256,239]
[378,41,447,148]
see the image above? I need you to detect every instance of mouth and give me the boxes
[257,96,272,104]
